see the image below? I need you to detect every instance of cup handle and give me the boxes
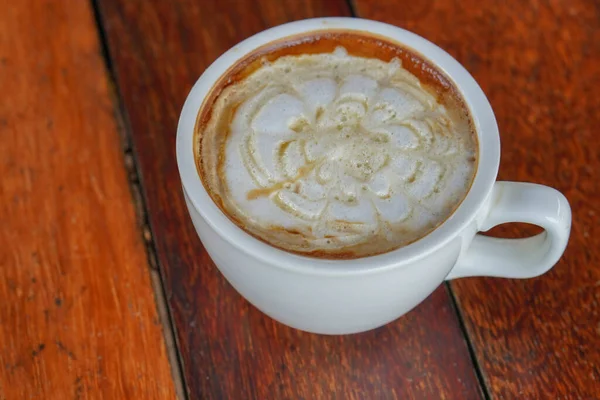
[446,181,572,280]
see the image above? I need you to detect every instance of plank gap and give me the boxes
[346,0,359,17]
[89,0,188,398]
[446,283,491,400]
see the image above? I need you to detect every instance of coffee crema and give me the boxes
[195,31,478,259]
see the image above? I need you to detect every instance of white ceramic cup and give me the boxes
[176,18,572,334]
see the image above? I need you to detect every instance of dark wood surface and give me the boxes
[354,0,600,398]
[96,0,483,398]
[0,1,176,398]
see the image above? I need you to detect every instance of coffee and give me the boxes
[195,31,478,259]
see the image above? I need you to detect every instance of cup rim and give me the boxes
[176,17,500,276]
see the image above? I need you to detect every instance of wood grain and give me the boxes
[96,0,483,398]
[0,1,176,398]
[354,0,600,397]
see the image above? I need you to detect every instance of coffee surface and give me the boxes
[196,32,477,258]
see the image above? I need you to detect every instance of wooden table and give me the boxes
[1,0,598,398]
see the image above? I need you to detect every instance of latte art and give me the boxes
[197,36,477,258]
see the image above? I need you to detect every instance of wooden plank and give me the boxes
[0,1,177,399]
[97,0,484,398]
[353,0,600,397]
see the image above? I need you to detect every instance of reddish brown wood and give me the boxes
[354,0,600,397]
[0,1,176,398]
[97,0,483,398]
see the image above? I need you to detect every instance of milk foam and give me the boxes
[200,47,477,257]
